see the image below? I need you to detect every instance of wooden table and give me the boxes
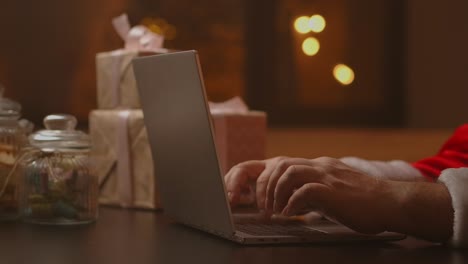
[1,207,466,264]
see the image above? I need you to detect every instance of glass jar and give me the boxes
[0,85,31,220]
[19,114,98,225]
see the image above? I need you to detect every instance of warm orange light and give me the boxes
[148,24,163,35]
[294,16,311,34]
[302,37,320,56]
[309,15,326,33]
[333,64,355,85]
[140,17,177,40]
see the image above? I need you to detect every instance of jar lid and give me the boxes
[0,83,21,118]
[29,114,90,151]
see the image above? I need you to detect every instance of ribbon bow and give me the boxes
[112,13,165,52]
[208,97,249,115]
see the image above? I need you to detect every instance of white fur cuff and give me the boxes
[438,168,468,248]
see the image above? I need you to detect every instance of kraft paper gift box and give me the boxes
[96,14,168,109]
[89,98,265,209]
[89,109,160,209]
[209,97,267,175]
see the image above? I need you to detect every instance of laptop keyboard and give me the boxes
[236,223,326,237]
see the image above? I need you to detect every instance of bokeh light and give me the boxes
[140,17,177,40]
[302,37,320,56]
[309,15,326,33]
[333,64,355,85]
[294,16,311,34]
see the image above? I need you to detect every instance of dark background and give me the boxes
[0,0,467,128]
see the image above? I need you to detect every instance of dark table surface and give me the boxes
[1,207,466,264]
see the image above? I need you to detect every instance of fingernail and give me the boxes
[227,192,233,201]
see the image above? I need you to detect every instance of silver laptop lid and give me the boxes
[133,50,235,236]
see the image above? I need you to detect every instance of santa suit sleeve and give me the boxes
[412,124,468,180]
[437,168,468,248]
[340,124,468,248]
[413,125,468,247]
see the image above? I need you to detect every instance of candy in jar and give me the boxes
[19,114,98,225]
[0,84,32,220]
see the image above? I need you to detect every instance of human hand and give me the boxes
[226,156,454,240]
[224,156,287,209]
[263,157,393,234]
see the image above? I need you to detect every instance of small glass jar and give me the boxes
[19,114,98,225]
[0,85,31,220]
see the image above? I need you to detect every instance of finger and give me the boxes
[255,163,277,210]
[282,183,329,216]
[224,160,265,206]
[273,165,324,213]
[265,158,313,211]
[255,157,294,212]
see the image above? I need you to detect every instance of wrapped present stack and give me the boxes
[90,14,167,209]
[90,14,267,210]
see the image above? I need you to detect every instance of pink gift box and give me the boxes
[211,111,267,175]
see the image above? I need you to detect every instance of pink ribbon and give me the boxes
[108,53,124,108]
[116,110,133,207]
[107,14,167,108]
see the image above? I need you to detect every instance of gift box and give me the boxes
[96,14,169,109]
[89,109,160,209]
[89,98,266,210]
[210,97,267,174]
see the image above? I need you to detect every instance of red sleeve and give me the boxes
[412,124,468,180]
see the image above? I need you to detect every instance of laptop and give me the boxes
[132,50,405,244]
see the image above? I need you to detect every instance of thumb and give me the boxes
[224,160,266,207]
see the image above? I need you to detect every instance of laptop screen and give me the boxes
[133,51,235,235]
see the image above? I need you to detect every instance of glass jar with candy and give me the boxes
[0,84,32,220]
[18,114,98,225]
